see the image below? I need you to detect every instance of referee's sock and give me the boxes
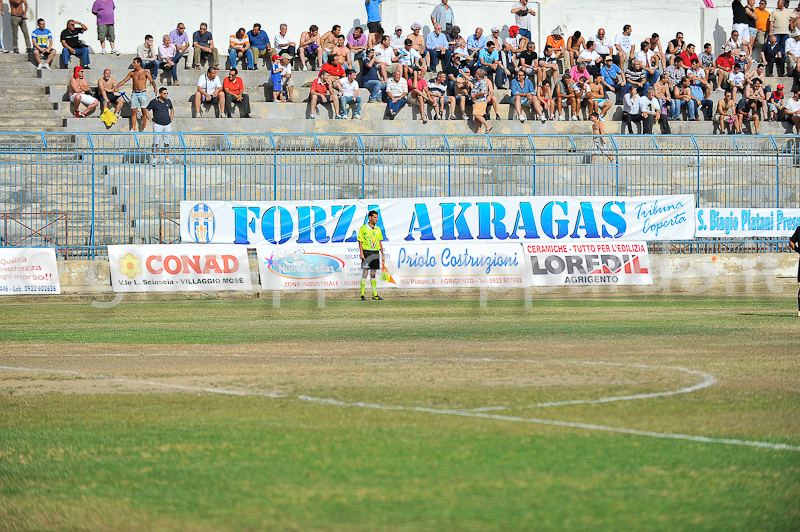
[361,280,366,297]
[797,288,800,312]
[371,279,377,297]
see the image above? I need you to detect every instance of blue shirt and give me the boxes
[361,59,381,83]
[478,48,498,65]
[32,28,52,48]
[247,29,270,50]
[426,31,448,50]
[510,77,535,97]
[689,81,705,101]
[601,64,621,86]
[466,34,486,51]
[365,0,382,22]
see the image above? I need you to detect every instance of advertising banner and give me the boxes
[108,245,252,292]
[525,241,653,286]
[0,248,61,295]
[696,208,800,238]
[384,242,529,289]
[180,195,695,246]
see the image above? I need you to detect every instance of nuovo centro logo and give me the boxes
[188,203,215,243]
[266,249,345,279]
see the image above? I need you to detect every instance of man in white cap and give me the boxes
[390,25,405,51]
[785,29,800,76]
[430,0,454,33]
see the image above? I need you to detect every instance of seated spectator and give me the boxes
[32,18,56,70]
[471,68,493,133]
[137,35,159,79]
[478,41,504,88]
[614,24,636,67]
[678,44,699,68]
[567,31,585,68]
[299,25,323,71]
[361,49,386,102]
[446,25,463,55]
[572,78,591,119]
[274,24,296,58]
[60,20,90,69]
[194,67,225,118]
[641,87,670,134]
[579,41,603,77]
[517,41,538,78]
[320,25,341,64]
[729,63,746,100]
[666,31,685,66]
[546,26,567,64]
[699,42,716,80]
[687,70,713,120]
[279,54,295,102]
[511,69,539,122]
[782,90,800,133]
[506,26,528,54]
[247,23,271,70]
[398,38,423,80]
[192,23,219,69]
[337,69,363,119]
[555,73,578,121]
[229,28,253,71]
[390,25,405,51]
[622,85,642,133]
[68,66,99,117]
[653,73,672,109]
[767,83,785,120]
[746,62,766,85]
[158,35,180,86]
[319,54,346,83]
[454,65,473,119]
[625,59,648,95]
[569,61,591,84]
[367,25,385,50]
[744,77,766,116]
[467,27,486,59]
[588,75,612,121]
[727,29,746,56]
[453,38,470,62]
[735,97,761,134]
[408,72,434,123]
[689,58,712,96]
[671,76,695,120]
[271,54,284,102]
[385,68,408,119]
[736,50,753,74]
[97,68,124,116]
[648,33,666,71]
[715,45,736,90]
[308,70,340,119]
[498,43,516,88]
[760,33,785,77]
[445,54,463,93]
[715,91,736,132]
[537,80,555,121]
[426,24,452,72]
[511,0,535,41]
[594,28,612,61]
[332,36,350,69]
[600,56,625,104]
[637,42,661,86]
[347,26,368,67]
[539,45,560,82]
[223,67,250,118]
[428,71,456,119]
[786,30,800,76]
[168,23,190,68]
[664,57,687,89]
[407,23,428,70]
[375,35,399,82]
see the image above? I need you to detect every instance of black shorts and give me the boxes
[105,93,121,104]
[362,250,381,270]
[367,22,381,34]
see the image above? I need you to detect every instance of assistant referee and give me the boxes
[358,210,384,301]
[790,225,800,317]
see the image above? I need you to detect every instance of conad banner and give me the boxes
[180,195,695,246]
[0,248,61,295]
[384,242,530,289]
[525,241,653,286]
[696,208,800,237]
[108,245,252,292]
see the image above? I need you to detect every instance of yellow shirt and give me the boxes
[357,224,383,251]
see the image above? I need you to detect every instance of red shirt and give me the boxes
[223,76,243,96]
[320,63,345,78]
[716,54,735,72]
[678,51,698,66]
[311,77,329,94]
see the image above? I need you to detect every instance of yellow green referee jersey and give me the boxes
[357,224,383,251]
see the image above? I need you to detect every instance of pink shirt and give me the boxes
[91,0,115,25]
[407,78,428,91]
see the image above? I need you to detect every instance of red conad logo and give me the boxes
[145,255,239,275]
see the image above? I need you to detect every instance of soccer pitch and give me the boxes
[1,295,798,531]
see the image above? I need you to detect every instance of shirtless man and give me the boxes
[97,69,124,115]
[744,78,766,118]
[68,66,99,118]
[331,35,350,69]
[715,90,736,132]
[590,112,613,162]
[320,25,341,63]
[653,73,672,108]
[555,74,578,120]
[9,0,30,54]
[407,23,427,71]
[113,57,157,132]
[299,25,323,71]
[588,75,612,120]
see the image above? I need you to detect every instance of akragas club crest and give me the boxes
[188,204,215,243]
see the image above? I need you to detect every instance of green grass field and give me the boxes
[1,296,799,531]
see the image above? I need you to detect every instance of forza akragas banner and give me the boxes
[108,245,252,292]
[696,208,800,237]
[180,195,695,246]
[525,241,653,286]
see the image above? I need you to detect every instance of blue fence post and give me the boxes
[442,135,451,197]
[690,135,701,208]
[769,135,779,207]
[87,134,95,259]
[609,136,620,196]
[180,133,187,202]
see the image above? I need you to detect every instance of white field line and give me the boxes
[1,359,797,452]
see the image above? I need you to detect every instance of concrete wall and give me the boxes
[22,0,739,56]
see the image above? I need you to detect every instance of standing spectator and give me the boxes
[786,29,800,75]
[60,20,90,69]
[8,0,29,54]
[347,26,368,67]
[511,0,535,42]
[299,25,323,71]
[229,28,253,71]
[321,25,342,64]
[271,54,284,102]
[309,70,340,119]
[594,28,612,60]
[97,68,124,116]
[428,71,455,119]
[431,0,454,33]
[143,87,174,165]
[223,67,251,118]
[168,23,190,68]
[337,69,363,119]
[762,33,785,76]
[735,97,761,133]
[614,24,636,67]
[247,24,271,70]
[511,68,539,122]
[622,86,642,133]
[280,54,295,102]
[733,0,752,49]
[113,57,157,131]
[745,0,759,53]
[192,23,219,70]
[715,45,736,90]
[361,49,385,102]
[68,66,99,117]
[600,55,625,104]
[365,0,382,34]
[274,24,296,59]
[546,27,567,64]
[158,35,180,86]
[408,72,434,123]
[666,32,685,66]
[715,91,737,132]
[385,68,408,119]
[471,69,492,133]
[193,67,225,118]
[426,23,452,72]
[690,57,713,96]
[31,18,56,69]
[754,0,771,49]
[137,35,159,79]
[91,0,118,55]
[671,76,695,120]
[567,31,586,68]
[782,90,800,132]
[770,0,793,52]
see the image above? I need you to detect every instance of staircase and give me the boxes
[0,54,65,131]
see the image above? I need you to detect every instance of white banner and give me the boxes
[525,241,653,286]
[0,248,61,295]
[696,208,800,237]
[384,242,529,289]
[181,195,695,246]
[108,245,252,292]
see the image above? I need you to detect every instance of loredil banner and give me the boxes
[696,208,800,238]
[384,242,530,289]
[525,241,653,286]
[180,195,695,247]
[0,248,61,295]
[108,245,252,292]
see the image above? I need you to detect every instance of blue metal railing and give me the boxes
[0,133,797,258]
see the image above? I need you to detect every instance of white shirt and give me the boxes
[688,68,707,80]
[390,34,405,51]
[578,49,600,63]
[614,33,635,54]
[640,95,660,114]
[274,33,294,50]
[635,49,654,66]
[594,35,612,55]
[375,44,396,64]
[386,77,407,98]
[784,97,800,113]
[197,74,222,92]
[398,47,421,66]
[729,72,745,86]
[512,2,533,31]
[339,78,359,98]
[281,63,292,78]
[505,36,521,50]
[786,37,800,57]
[622,93,641,114]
